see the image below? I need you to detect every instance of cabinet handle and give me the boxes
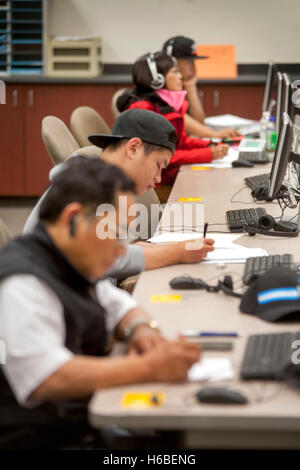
[213,90,220,108]
[12,89,18,107]
[28,89,34,108]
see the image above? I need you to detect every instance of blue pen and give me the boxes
[181,330,239,338]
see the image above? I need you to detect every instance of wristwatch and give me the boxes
[122,319,159,341]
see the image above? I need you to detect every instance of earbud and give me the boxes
[69,217,77,237]
[258,214,276,230]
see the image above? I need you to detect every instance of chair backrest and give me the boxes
[70,145,103,159]
[0,217,11,251]
[42,116,80,165]
[111,88,126,120]
[70,106,111,148]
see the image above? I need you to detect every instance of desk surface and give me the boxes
[89,163,300,449]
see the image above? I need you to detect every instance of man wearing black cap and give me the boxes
[24,109,215,281]
[162,36,239,139]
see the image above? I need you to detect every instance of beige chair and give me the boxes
[0,218,11,251]
[111,88,126,120]
[42,116,80,165]
[70,106,111,148]
[70,145,102,159]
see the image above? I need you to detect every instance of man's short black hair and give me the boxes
[39,156,136,223]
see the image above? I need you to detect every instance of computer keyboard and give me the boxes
[244,173,270,191]
[243,254,294,285]
[226,207,267,232]
[241,331,300,380]
[237,138,269,163]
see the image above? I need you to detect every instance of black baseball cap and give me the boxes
[240,267,300,322]
[88,109,177,153]
[162,36,208,60]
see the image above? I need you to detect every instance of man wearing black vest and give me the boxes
[0,156,200,449]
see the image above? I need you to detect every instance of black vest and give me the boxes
[0,223,108,431]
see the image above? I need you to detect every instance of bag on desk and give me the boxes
[240,266,300,322]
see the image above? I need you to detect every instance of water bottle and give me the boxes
[266,116,277,151]
[259,111,270,140]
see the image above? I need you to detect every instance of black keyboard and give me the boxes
[226,207,267,232]
[244,173,270,191]
[243,254,294,285]
[241,331,300,380]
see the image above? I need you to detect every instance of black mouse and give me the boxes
[195,387,248,404]
[232,159,254,168]
[169,276,206,289]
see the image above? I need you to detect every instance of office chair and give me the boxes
[70,145,102,159]
[42,116,80,165]
[0,217,11,251]
[70,106,111,148]
[111,88,126,120]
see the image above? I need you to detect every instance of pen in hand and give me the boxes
[202,222,208,248]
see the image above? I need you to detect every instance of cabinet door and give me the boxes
[198,84,265,120]
[24,84,122,196]
[0,85,25,195]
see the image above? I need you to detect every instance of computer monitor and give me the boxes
[268,112,293,200]
[282,73,294,119]
[262,62,277,112]
[275,72,283,135]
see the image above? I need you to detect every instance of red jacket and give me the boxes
[126,99,212,185]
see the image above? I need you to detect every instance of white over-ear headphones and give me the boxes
[166,39,175,57]
[146,53,165,90]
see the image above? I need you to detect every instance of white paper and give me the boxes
[188,357,234,382]
[204,114,256,129]
[203,247,268,264]
[185,147,239,169]
[148,232,242,245]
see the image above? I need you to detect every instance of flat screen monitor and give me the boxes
[262,62,277,112]
[282,73,294,119]
[268,113,293,200]
[275,72,283,135]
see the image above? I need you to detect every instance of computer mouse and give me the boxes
[195,387,248,405]
[232,159,254,168]
[169,276,206,290]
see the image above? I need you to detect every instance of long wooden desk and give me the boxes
[89,163,300,449]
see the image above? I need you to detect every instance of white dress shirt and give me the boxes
[0,275,137,407]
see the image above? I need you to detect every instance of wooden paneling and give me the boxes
[0,85,25,196]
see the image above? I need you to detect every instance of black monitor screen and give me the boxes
[262,62,277,112]
[275,71,283,135]
[282,73,296,123]
[268,112,293,200]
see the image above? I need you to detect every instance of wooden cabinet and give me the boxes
[198,84,265,120]
[0,83,124,196]
[0,81,263,197]
[23,84,119,195]
[0,85,25,196]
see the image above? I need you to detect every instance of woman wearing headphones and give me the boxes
[117,52,228,186]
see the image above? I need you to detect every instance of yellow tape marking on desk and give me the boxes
[150,294,182,303]
[122,392,165,408]
[191,166,211,171]
[178,197,203,202]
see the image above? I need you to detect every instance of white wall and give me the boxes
[48,0,300,64]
